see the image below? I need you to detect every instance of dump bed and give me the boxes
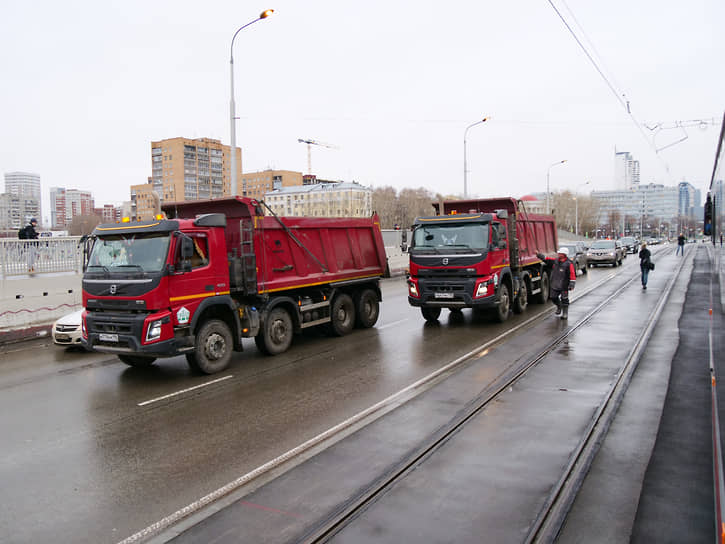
[162,197,388,294]
[432,197,558,267]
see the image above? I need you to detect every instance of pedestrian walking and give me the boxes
[676,232,685,256]
[20,218,39,272]
[639,242,652,289]
[537,247,576,319]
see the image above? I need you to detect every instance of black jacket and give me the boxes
[537,254,576,291]
[22,223,39,240]
[639,247,651,268]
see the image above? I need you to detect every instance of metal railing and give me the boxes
[0,237,83,277]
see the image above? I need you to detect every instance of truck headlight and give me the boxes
[475,278,493,298]
[408,280,420,298]
[146,319,163,342]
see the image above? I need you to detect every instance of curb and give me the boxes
[0,324,53,347]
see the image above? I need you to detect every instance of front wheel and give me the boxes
[581,263,588,275]
[421,307,441,322]
[187,319,233,374]
[118,354,156,368]
[255,307,293,355]
[512,281,528,314]
[492,283,510,323]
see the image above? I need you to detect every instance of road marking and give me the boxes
[137,375,233,406]
[377,318,409,330]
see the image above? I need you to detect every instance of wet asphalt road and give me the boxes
[0,250,654,544]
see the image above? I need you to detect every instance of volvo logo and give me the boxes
[110,284,117,295]
[442,258,449,265]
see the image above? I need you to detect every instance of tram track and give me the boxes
[303,248,683,544]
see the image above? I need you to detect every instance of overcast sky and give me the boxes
[1,1,723,221]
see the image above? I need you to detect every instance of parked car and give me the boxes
[559,242,588,275]
[587,239,624,267]
[52,309,86,350]
[619,236,639,254]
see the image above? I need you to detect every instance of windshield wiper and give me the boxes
[87,264,110,276]
[115,264,145,273]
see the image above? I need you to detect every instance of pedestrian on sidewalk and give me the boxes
[676,232,686,256]
[639,242,652,289]
[537,247,576,319]
[20,218,39,273]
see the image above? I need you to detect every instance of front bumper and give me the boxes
[407,276,497,308]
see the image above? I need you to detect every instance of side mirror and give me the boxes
[181,236,194,259]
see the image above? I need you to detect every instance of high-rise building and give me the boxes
[614,151,640,190]
[591,183,678,237]
[4,171,42,227]
[49,187,94,228]
[678,181,698,217]
[149,137,240,203]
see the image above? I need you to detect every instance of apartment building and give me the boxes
[265,181,372,218]
[241,169,304,200]
[149,137,240,203]
[49,187,94,228]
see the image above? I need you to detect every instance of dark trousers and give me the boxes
[550,288,570,308]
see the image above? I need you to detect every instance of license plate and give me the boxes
[99,333,119,342]
[434,292,454,299]
[55,334,69,341]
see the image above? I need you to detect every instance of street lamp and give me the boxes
[574,180,590,237]
[546,159,567,214]
[229,9,274,197]
[463,117,489,199]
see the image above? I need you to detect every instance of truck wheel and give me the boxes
[187,319,233,374]
[329,294,355,336]
[512,281,528,314]
[492,283,510,323]
[256,307,293,355]
[355,289,380,328]
[421,307,441,322]
[118,354,156,367]
[535,271,550,304]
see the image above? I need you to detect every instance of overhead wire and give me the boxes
[545,0,674,177]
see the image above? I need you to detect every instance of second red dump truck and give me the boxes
[81,197,387,374]
[407,197,558,322]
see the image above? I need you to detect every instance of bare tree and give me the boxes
[69,214,101,236]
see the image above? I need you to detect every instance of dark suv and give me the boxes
[619,236,639,254]
[587,239,624,267]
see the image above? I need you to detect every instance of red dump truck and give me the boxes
[407,197,558,322]
[81,197,387,374]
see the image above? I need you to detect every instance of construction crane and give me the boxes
[297,138,338,175]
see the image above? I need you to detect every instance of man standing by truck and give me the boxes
[537,247,576,319]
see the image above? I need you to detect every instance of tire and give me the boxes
[187,319,233,374]
[535,270,549,304]
[256,307,294,355]
[581,263,588,275]
[421,307,441,322]
[492,283,510,322]
[329,294,355,336]
[118,354,156,367]
[354,289,379,328]
[512,280,528,314]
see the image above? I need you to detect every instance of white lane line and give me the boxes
[377,318,409,330]
[137,375,233,406]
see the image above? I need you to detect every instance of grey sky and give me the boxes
[1,0,723,219]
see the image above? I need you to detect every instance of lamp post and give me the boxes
[229,9,274,197]
[463,117,489,199]
[546,159,567,214]
[574,180,590,237]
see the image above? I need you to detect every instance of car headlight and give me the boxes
[146,319,163,342]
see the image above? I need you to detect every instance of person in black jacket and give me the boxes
[537,247,576,319]
[639,242,652,289]
[22,218,39,272]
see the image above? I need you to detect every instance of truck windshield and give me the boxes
[412,223,489,251]
[87,233,171,273]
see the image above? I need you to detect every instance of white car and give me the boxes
[52,309,86,349]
